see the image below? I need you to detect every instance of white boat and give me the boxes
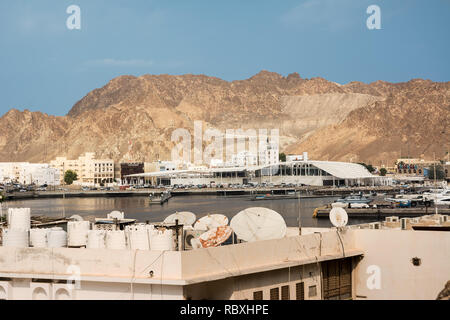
[436,196,450,206]
[423,188,450,202]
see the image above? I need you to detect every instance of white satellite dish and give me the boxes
[193,214,228,231]
[107,211,124,220]
[69,214,84,222]
[164,211,197,226]
[194,226,233,249]
[230,207,287,242]
[329,207,348,228]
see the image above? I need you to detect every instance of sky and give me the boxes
[0,0,449,116]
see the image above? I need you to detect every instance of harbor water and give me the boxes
[1,195,378,228]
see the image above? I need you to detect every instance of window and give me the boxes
[308,285,317,297]
[270,287,279,300]
[322,258,353,300]
[296,282,305,300]
[281,285,290,300]
[253,291,263,300]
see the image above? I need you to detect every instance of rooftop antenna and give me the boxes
[433,153,438,216]
[298,190,302,236]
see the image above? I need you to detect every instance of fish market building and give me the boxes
[125,160,390,187]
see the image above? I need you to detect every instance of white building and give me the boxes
[0,163,60,186]
[286,152,309,162]
[258,139,279,166]
[0,214,448,300]
[231,151,258,167]
[18,164,60,186]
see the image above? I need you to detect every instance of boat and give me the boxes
[149,191,172,205]
[250,192,300,201]
[335,194,372,204]
[436,196,450,206]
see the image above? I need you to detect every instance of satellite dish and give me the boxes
[193,214,228,231]
[230,207,287,242]
[69,214,84,222]
[164,211,196,226]
[107,211,124,220]
[195,226,233,249]
[329,207,348,228]
[190,238,202,250]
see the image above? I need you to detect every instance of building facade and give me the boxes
[50,153,114,185]
[395,158,440,176]
[120,162,144,185]
[0,163,60,186]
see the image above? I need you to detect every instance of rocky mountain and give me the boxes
[0,71,448,165]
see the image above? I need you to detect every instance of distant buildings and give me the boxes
[395,158,440,176]
[0,163,60,186]
[50,152,114,185]
[125,160,388,187]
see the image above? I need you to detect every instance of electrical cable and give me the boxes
[336,228,346,258]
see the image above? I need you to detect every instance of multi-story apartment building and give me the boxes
[50,152,114,185]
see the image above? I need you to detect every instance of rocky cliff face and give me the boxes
[0,72,448,165]
[287,79,450,165]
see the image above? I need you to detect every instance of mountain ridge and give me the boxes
[1,71,448,165]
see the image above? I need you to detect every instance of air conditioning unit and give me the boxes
[369,222,381,229]
[183,230,204,250]
[386,216,399,223]
[0,281,12,300]
[439,215,448,223]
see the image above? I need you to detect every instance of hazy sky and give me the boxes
[0,0,449,116]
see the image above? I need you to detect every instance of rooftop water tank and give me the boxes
[47,227,67,248]
[150,229,174,251]
[67,221,90,247]
[7,208,31,231]
[106,230,127,250]
[2,229,29,248]
[86,230,106,249]
[125,224,150,250]
[30,228,48,248]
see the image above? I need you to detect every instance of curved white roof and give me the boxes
[125,160,377,179]
[306,161,375,179]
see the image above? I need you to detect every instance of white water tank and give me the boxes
[67,221,90,247]
[86,230,106,249]
[2,229,29,248]
[303,152,308,162]
[7,208,31,231]
[126,224,150,250]
[150,229,174,251]
[30,228,48,248]
[47,227,67,248]
[106,230,127,250]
